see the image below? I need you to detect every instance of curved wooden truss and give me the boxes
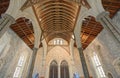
[34,0,80,43]
[9,0,120,49]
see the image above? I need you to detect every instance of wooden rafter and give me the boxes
[8,0,120,49]
[11,18,35,49]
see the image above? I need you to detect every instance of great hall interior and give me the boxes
[0,0,120,78]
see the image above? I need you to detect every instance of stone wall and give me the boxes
[83,29,120,78]
[0,29,32,78]
[112,10,120,30]
[33,46,72,78]
[33,45,86,78]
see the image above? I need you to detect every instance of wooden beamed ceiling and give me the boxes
[102,0,120,18]
[10,18,35,49]
[81,16,103,49]
[0,0,119,49]
[34,0,80,43]
[81,0,120,49]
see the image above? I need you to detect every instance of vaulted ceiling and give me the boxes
[33,0,80,43]
[0,0,120,49]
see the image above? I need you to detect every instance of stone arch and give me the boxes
[45,46,72,78]
[5,0,26,18]
[86,0,105,18]
[113,57,120,74]
[10,17,35,49]
[60,60,68,64]
[74,6,90,48]
[15,12,41,48]
[46,46,71,66]
[5,0,42,48]
[107,72,113,78]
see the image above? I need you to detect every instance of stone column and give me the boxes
[58,65,60,78]
[96,11,120,43]
[69,38,75,61]
[74,31,90,78]
[27,47,38,78]
[73,8,90,77]
[78,48,90,78]
[78,47,90,78]
[41,39,47,77]
[0,14,15,38]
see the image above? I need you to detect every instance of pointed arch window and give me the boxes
[49,61,58,78]
[108,73,113,78]
[60,60,69,78]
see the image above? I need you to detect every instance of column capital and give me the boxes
[96,11,110,22]
[1,13,16,24]
[32,47,38,52]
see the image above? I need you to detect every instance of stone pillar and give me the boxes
[96,11,120,43]
[0,14,15,38]
[81,48,90,77]
[58,65,60,78]
[27,47,38,78]
[69,38,75,61]
[41,39,47,77]
[78,47,90,78]
[74,32,90,78]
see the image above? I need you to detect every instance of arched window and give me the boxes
[13,55,25,78]
[108,73,113,78]
[53,39,63,45]
[92,52,106,78]
[60,60,69,78]
[49,61,58,78]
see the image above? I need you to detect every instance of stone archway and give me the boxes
[113,57,120,74]
[108,72,113,78]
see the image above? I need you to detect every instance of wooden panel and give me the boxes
[34,0,80,42]
[81,16,103,49]
[10,17,34,49]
